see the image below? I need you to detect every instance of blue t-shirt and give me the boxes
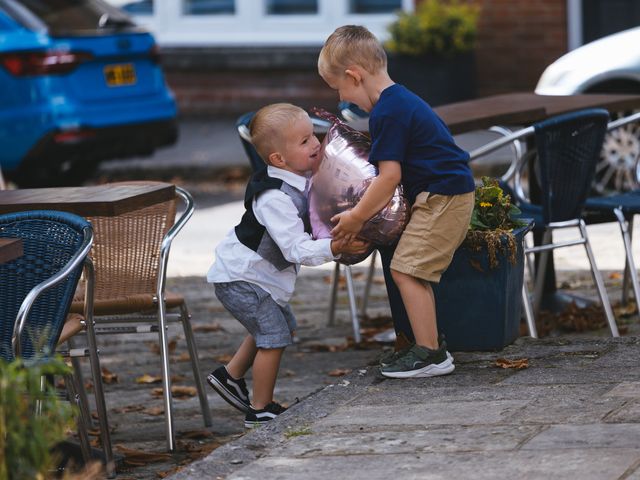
[368,84,475,204]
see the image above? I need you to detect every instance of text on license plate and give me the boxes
[104,63,136,87]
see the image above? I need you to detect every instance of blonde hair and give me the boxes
[250,103,308,164]
[318,25,387,77]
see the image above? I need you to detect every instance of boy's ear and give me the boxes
[345,67,363,85]
[268,151,285,168]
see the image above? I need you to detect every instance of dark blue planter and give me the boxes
[433,222,532,351]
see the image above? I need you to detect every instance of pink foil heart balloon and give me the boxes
[309,109,410,265]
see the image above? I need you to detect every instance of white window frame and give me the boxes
[125,0,413,47]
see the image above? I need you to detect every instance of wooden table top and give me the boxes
[435,92,640,134]
[0,237,23,264]
[0,182,175,217]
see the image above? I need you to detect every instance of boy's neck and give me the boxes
[363,70,395,108]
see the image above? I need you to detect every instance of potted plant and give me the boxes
[432,177,533,351]
[0,356,93,479]
[385,0,480,106]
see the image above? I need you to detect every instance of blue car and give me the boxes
[0,0,178,187]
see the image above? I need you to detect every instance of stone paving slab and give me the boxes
[225,449,640,480]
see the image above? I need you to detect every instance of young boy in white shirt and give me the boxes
[206,103,368,427]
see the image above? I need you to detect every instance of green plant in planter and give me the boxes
[465,176,527,268]
[0,356,75,480]
[386,0,480,57]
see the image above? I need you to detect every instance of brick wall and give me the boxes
[473,0,567,95]
[163,0,569,115]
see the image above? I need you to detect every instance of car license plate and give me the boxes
[104,63,136,87]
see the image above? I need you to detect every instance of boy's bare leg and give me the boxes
[391,270,439,350]
[251,347,285,409]
[226,335,257,379]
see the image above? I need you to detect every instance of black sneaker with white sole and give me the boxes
[244,402,287,428]
[207,366,250,413]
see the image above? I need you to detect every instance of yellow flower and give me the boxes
[479,202,492,208]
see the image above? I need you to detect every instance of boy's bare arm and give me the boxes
[331,160,402,241]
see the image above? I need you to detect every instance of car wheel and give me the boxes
[585,83,640,194]
[593,110,640,194]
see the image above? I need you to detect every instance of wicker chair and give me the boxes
[0,210,115,477]
[68,182,211,452]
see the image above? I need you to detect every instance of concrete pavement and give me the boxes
[172,334,640,480]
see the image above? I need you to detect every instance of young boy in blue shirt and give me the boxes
[207,103,368,426]
[318,25,475,378]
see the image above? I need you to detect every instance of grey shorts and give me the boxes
[214,281,297,349]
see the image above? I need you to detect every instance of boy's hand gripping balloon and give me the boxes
[308,109,409,265]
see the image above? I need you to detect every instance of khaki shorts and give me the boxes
[391,191,474,283]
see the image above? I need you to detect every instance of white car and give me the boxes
[536,27,640,193]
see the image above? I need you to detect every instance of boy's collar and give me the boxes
[266,165,308,192]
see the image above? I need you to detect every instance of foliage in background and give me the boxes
[465,177,527,268]
[386,0,480,57]
[0,357,75,480]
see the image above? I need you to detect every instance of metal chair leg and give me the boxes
[360,251,377,319]
[327,262,340,326]
[156,296,176,452]
[179,303,212,427]
[343,265,361,343]
[83,259,116,478]
[65,372,92,464]
[579,220,620,337]
[521,263,538,338]
[532,229,552,317]
[615,209,640,306]
[68,336,94,430]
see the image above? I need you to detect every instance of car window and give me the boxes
[1,0,135,34]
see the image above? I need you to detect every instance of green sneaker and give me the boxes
[379,334,453,367]
[379,344,413,367]
[380,344,455,379]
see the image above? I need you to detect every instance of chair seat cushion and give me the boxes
[585,190,640,215]
[70,291,185,315]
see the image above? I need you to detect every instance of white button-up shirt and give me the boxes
[207,166,334,305]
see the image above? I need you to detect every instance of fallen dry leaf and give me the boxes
[613,300,637,317]
[193,323,224,332]
[157,467,182,478]
[328,368,352,377]
[173,352,191,362]
[495,358,529,369]
[142,406,165,416]
[171,385,197,398]
[101,367,118,384]
[136,374,163,384]
[151,385,197,399]
[149,338,178,355]
[178,430,215,440]
[113,405,145,414]
[115,445,172,467]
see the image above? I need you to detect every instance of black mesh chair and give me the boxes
[470,108,619,337]
[583,111,640,307]
[0,210,115,476]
